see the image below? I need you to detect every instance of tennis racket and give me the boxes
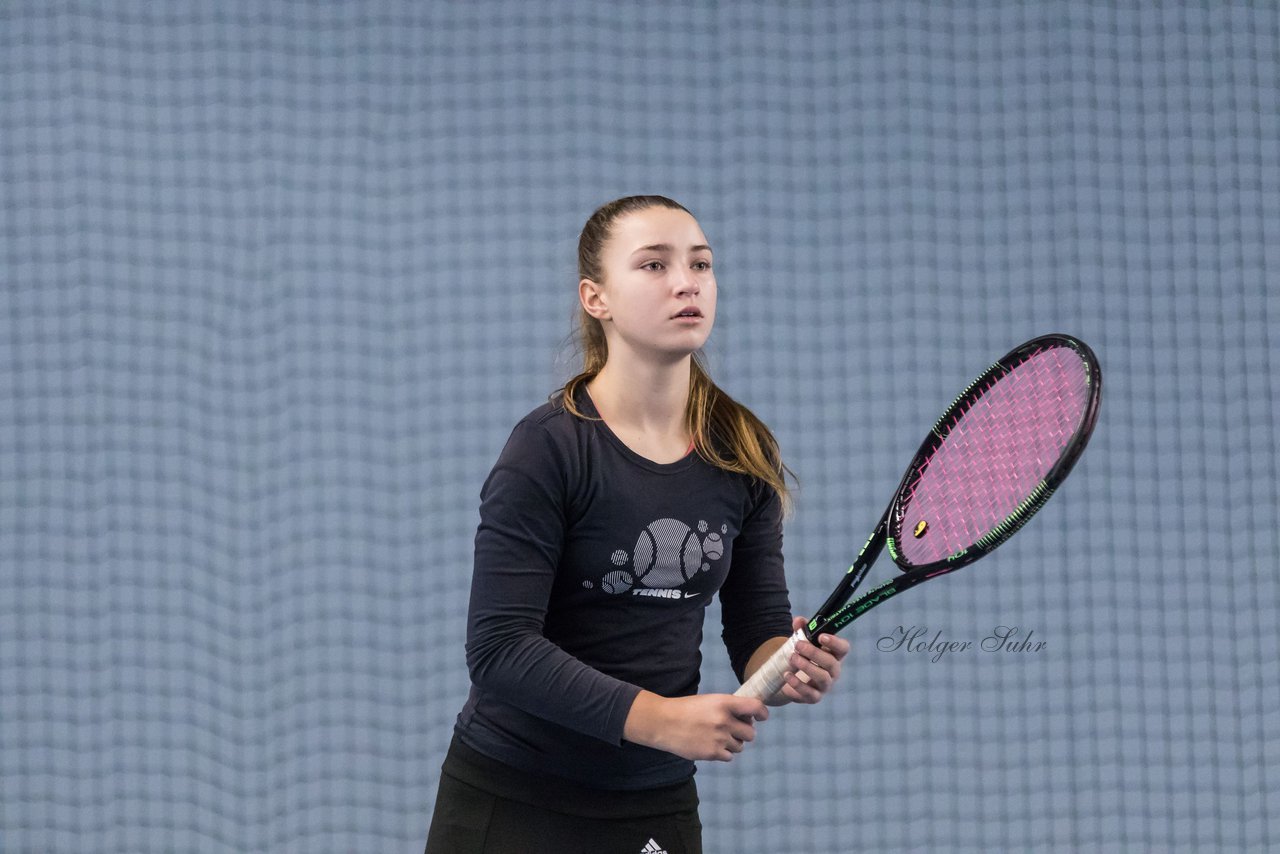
[736,333,1102,700]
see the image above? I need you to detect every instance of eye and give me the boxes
[642,260,665,271]
[694,260,712,271]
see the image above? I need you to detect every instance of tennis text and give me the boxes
[631,588,682,599]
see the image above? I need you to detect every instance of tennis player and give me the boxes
[425,195,850,854]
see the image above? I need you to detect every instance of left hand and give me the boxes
[779,615,850,704]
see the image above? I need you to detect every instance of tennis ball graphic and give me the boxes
[702,532,724,560]
[632,518,703,587]
[601,570,633,595]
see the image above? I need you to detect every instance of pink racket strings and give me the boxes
[896,344,1093,566]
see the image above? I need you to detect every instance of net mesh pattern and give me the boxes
[1,1,1276,851]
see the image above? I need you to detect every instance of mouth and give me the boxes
[671,308,704,319]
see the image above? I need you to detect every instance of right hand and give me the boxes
[623,690,768,762]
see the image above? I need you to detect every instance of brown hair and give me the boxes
[557,195,794,514]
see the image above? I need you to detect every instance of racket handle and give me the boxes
[734,628,806,701]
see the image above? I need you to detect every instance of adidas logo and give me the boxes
[640,839,668,854]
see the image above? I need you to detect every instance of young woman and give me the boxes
[425,195,850,854]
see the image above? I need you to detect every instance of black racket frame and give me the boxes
[803,333,1102,640]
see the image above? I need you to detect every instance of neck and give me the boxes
[586,354,693,436]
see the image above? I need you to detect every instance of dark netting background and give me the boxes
[1,2,1275,851]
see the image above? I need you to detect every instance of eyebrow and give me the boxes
[630,243,713,257]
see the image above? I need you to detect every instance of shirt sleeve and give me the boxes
[464,418,642,746]
[718,478,794,682]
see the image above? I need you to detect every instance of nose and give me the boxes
[675,268,701,297]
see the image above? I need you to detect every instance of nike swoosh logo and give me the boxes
[683,592,701,599]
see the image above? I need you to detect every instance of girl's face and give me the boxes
[582,206,717,365]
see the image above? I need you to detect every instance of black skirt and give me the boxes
[425,735,702,854]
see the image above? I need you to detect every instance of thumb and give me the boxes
[792,615,808,632]
[729,696,769,722]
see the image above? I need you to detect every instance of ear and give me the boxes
[579,277,610,321]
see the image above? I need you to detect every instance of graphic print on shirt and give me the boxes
[593,518,727,599]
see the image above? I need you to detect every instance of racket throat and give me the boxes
[807,513,889,637]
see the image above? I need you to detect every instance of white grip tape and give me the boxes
[734,628,805,700]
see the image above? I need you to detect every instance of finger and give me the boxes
[796,665,832,695]
[729,696,768,722]
[817,633,852,660]
[801,635,850,667]
[794,641,840,673]
[780,674,820,704]
[788,669,823,700]
[806,654,841,686]
[710,740,741,761]
[790,653,835,693]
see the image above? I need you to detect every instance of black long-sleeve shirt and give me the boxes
[454,386,793,790]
